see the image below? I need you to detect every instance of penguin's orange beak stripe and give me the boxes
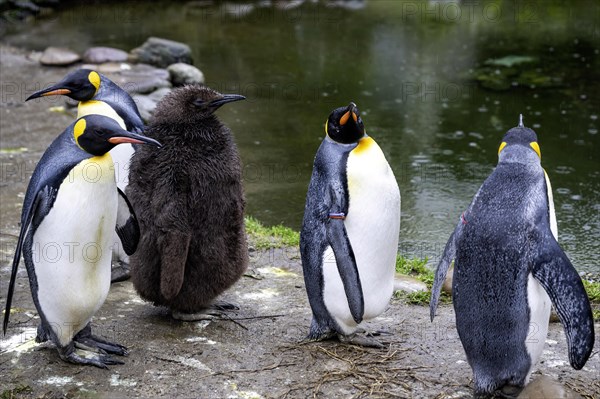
[40,89,71,96]
[352,112,358,122]
[108,137,145,145]
[340,111,350,126]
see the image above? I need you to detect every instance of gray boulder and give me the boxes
[39,47,81,66]
[83,47,129,64]
[132,94,158,123]
[133,88,172,123]
[102,63,171,95]
[167,63,205,86]
[130,37,193,68]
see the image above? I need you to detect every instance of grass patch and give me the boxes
[393,255,451,305]
[244,216,300,249]
[582,279,600,321]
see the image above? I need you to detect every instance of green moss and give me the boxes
[582,280,600,321]
[394,255,451,305]
[582,280,600,302]
[244,216,300,249]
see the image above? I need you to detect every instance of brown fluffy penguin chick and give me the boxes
[127,85,248,318]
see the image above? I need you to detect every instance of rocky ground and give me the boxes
[1,45,599,398]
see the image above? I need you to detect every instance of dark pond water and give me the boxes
[3,0,599,272]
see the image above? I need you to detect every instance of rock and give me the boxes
[167,63,205,86]
[442,265,454,295]
[130,37,193,68]
[39,47,81,66]
[519,375,582,398]
[83,47,129,64]
[394,274,428,294]
[132,87,172,123]
[132,94,158,123]
[550,307,560,323]
[102,63,171,95]
[148,87,172,103]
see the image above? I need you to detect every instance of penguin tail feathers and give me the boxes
[158,232,192,301]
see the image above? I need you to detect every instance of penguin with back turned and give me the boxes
[127,84,248,320]
[430,116,595,397]
[3,114,161,367]
[26,69,145,282]
[300,102,401,347]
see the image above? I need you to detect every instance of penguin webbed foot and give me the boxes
[73,324,128,356]
[110,261,131,283]
[171,300,240,321]
[58,343,125,369]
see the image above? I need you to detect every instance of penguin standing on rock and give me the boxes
[3,115,161,367]
[300,102,401,347]
[430,116,595,397]
[127,85,248,320]
[27,69,145,282]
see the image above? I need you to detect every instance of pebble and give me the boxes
[394,274,428,293]
[167,63,205,86]
[519,375,582,398]
[39,47,80,66]
[82,47,129,64]
[442,265,453,294]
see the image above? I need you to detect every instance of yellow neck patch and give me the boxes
[352,136,374,155]
[324,120,328,136]
[88,71,101,95]
[530,141,541,159]
[73,118,86,149]
[498,141,507,155]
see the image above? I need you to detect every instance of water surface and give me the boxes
[3,0,599,271]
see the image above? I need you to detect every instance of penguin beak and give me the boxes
[339,102,359,126]
[108,131,162,147]
[209,94,246,109]
[26,85,71,101]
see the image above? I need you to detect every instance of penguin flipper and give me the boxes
[430,219,464,321]
[3,186,56,334]
[531,236,595,370]
[158,232,192,301]
[115,188,140,256]
[326,218,364,324]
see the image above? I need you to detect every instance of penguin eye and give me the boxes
[96,129,106,137]
[192,99,205,107]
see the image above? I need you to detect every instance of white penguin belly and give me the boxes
[524,273,551,381]
[322,137,401,334]
[522,170,556,380]
[33,155,118,346]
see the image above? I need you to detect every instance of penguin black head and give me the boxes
[326,102,366,144]
[74,115,161,156]
[152,85,245,124]
[26,69,100,102]
[497,114,541,164]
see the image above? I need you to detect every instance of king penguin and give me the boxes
[3,114,161,368]
[127,85,248,320]
[26,69,145,282]
[300,102,401,347]
[430,116,595,397]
